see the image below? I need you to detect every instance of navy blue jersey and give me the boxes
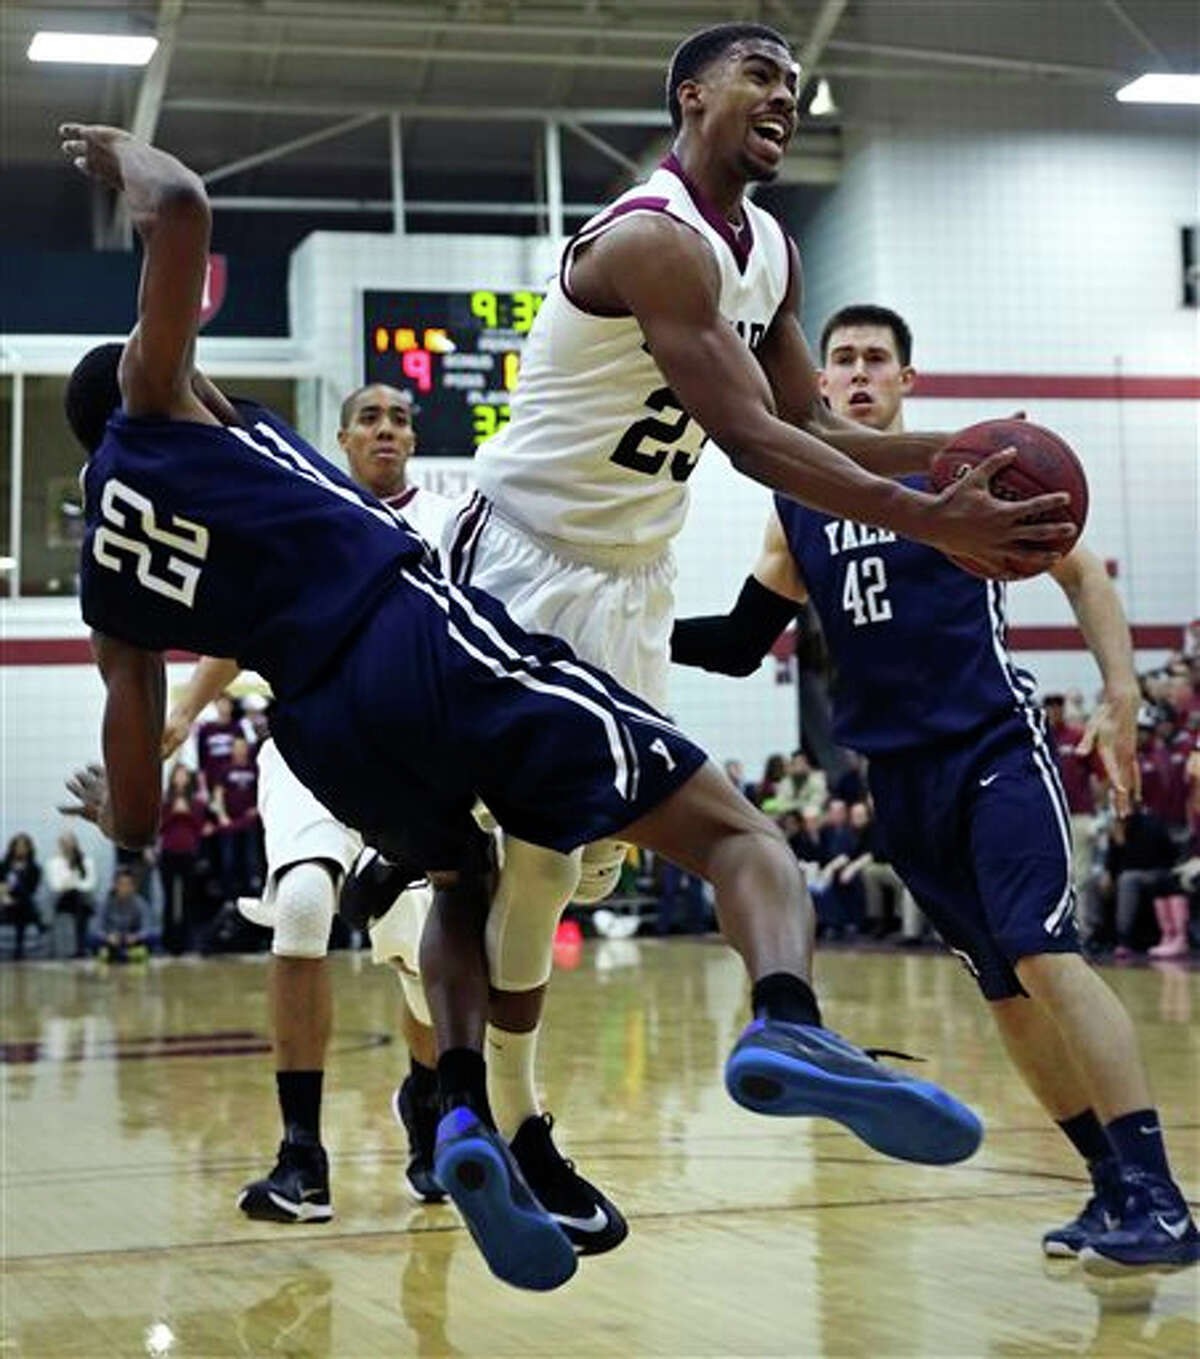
[80,401,428,698]
[776,478,1037,753]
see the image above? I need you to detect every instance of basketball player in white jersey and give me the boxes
[435,22,1077,1174]
[162,385,455,1218]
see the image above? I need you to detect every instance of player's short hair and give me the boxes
[666,23,792,132]
[339,383,415,431]
[819,305,913,366]
[64,342,124,454]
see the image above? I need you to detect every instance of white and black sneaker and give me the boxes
[509,1112,628,1255]
[238,1136,333,1224]
[392,1077,447,1204]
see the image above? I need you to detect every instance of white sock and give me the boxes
[486,1024,541,1141]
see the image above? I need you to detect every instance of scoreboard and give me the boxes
[362,289,544,456]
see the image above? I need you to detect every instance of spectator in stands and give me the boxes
[786,809,833,920]
[1155,706,1193,841]
[655,857,709,936]
[1,833,43,960]
[766,749,828,819]
[196,691,253,794]
[1064,688,1089,727]
[46,830,96,958]
[1166,668,1196,725]
[754,752,788,809]
[94,867,152,963]
[159,762,208,955]
[816,799,862,938]
[1044,694,1101,907]
[1105,806,1180,959]
[211,736,262,904]
[858,804,922,941]
[829,750,868,805]
[831,801,873,932]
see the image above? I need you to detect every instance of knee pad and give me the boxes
[271,861,336,958]
[574,839,628,905]
[486,838,582,991]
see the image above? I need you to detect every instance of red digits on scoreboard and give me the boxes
[401,349,433,393]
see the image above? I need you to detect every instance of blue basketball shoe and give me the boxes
[724,1019,983,1165]
[434,1106,577,1291]
[1042,1157,1122,1258]
[1080,1167,1200,1274]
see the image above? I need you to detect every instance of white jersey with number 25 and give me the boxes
[473,155,792,562]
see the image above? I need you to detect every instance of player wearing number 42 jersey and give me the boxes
[441,20,1076,1181]
[673,302,1198,1275]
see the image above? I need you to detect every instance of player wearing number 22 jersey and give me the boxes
[79,399,706,866]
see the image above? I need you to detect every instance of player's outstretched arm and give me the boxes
[60,634,165,847]
[671,508,805,676]
[574,217,1074,578]
[162,656,241,760]
[1050,545,1141,816]
[59,124,211,421]
[757,241,944,476]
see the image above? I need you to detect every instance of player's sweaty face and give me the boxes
[820,326,914,432]
[341,386,415,496]
[701,42,798,181]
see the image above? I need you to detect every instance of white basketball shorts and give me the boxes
[447,504,675,709]
[258,738,362,905]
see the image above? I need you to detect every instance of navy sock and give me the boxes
[1057,1109,1114,1170]
[751,973,822,1028]
[437,1048,494,1127]
[277,1069,323,1144]
[1105,1108,1172,1180]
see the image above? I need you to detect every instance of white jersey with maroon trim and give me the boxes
[384,484,456,555]
[472,155,792,562]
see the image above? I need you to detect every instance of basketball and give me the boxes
[929,418,1089,579]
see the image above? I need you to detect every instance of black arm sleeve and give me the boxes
[670,575,798,677]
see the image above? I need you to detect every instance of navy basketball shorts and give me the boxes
[271,561,707,872]
[867,712,1080,1000]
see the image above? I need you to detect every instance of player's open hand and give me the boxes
[1081,693,1141,818]
[59,762,116,838]
[929,448,1077,577]
[59,123,130,191]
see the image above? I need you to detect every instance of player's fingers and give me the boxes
[964,448,1017,482]
[1007,519,1076,543]
[1006,489,1073,518]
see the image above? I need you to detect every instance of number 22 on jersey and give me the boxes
[842,556,893,627]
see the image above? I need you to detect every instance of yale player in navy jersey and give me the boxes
[57,125,988,1292]
[672,304,1198,1274]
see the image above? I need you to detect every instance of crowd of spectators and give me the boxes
[4,652,1198,964]
[2,690,270,963]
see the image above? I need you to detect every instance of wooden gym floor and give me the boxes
[2,941,1197,1357]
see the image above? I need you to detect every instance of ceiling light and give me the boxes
[809,78,838,117]
[27,32,158,66]
[1116,73,1200,105]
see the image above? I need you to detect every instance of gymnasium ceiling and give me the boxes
[2,1,1198,234]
